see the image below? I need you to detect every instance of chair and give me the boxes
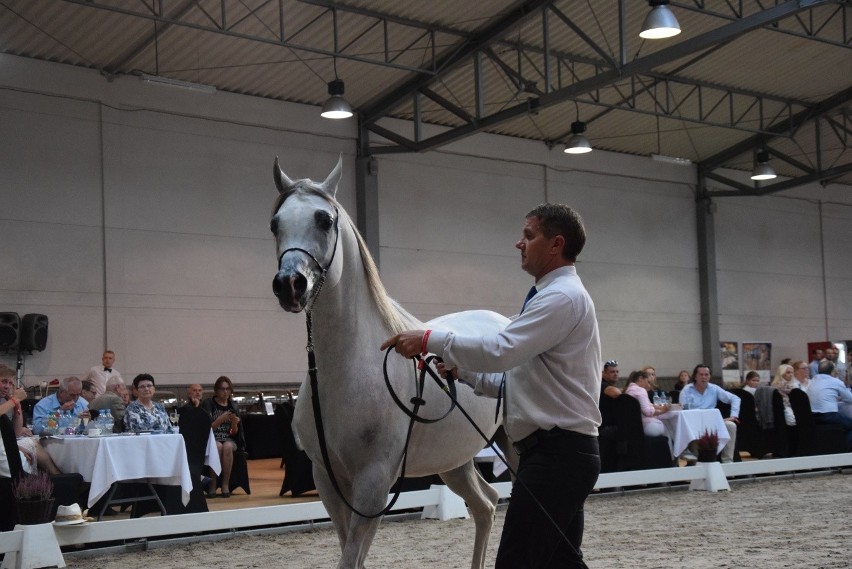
[729,389,767,459]
[787,388,846,456]
[0,415,84,528]
[276,403,315,497]
[668,390,680,404]
[768,388,793,458]
[612,395,673,472]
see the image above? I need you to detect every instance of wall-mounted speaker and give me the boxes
[20,314,48,353]
[0,312,21,351]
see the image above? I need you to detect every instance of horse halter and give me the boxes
[276,204,340,314]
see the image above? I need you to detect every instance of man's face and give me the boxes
[602,366,619,384]
[694,367,711,389]
[745,375,759,387]
[58,381,82,405]
[187,384,203,401]
[0,376,14,398]
[102,352,115,368]
[825,348,837,362]
[516,216,560,280]
[118,386,130,405]
[794,362,809,380]
[813,349,824,361]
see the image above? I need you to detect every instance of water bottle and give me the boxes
[104,409,114,433]
[652,393,661,406]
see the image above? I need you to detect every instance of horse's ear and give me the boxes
[274,156,296,194]
[320,154,343,198]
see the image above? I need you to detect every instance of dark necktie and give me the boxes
[104,368,112,373]
[496,286,538,421]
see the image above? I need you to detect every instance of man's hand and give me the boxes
[190,397,201,407]
[13,388,27,401]
[380,330,427,358]
[436,362,457,380]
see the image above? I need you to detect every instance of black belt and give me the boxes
[512,427,593,455]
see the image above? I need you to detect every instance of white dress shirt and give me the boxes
[81,366,123,397]
[427,265,602,441]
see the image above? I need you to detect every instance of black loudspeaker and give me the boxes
[0,313,21,351]
[20,314,48,353]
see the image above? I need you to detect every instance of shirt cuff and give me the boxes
[426,330,450,359]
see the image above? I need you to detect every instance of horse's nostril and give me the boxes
[272,275,282,297]
[292,274,308,296]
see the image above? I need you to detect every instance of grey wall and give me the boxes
[1,54,850,390]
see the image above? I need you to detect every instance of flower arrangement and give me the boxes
[12,471,54,502]
[696,429,719,451]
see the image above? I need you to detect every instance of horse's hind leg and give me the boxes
[440,461,500,569]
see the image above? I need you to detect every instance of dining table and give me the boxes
[42,432,196,510]
[657,408,730,458]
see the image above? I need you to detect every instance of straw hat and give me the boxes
[54,503,91,525]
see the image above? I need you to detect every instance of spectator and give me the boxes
[770,364,800,426]
[81,379,98,404]
[680,365,740,463]
[201,376,242,498]
[123,374,171,433]
[599,359,621,431]
[791,359,810,390]
[32,376,89,436]
[640,365,667,402]
[807,360,852,450]
[673,370,690,392]
[742,371,760,394]
[825,346,847,384]
[624,370,669,437]
[81,350,123,398]
[809,347,825,379]
[89,377,129,432]
[0,365,61,474]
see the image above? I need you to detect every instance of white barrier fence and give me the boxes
[2,453,851,568]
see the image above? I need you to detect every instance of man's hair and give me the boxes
[691,364,711,382]
[0,364,15,380]
[525,203,586,261]
[104,350,115,356]
[105,376,125,390]
[744,371,760,381]
[60,376,81,391]
[818,360,835,375]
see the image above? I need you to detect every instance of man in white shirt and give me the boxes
[81,350,123,397]
[382,203,601,569]
[679,365,741,463]
[808,360,852,450]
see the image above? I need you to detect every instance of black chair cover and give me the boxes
[276,403,315,497]
[788,388,846,456]
[612,395,673,471]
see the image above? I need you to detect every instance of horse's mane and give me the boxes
[272,185,422,335]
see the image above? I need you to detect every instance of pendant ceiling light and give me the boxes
[750,151,777,181]
[639,1,681,39]
[563,121,593,154]
[320,79,353,120]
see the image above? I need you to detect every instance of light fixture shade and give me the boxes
[564,121,593,154]
[750,151,777,181]
[639,3,681,39]
[320,79,353,119]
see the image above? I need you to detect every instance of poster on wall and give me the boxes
[742,341,772,384]
[720,341,740,384]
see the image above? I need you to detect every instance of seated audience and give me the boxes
[770,364,800,426]
[81,380,98,404]
[624,370,669,437]
[201,376,242,498]
[673,370,690,392]
[807,360,852,450]
[742,371,760,394]
[680,364,740,463]
[123,374,171,432]
[599,359,621,430]
[89,377,129,432]
[182,383,204,413]
[0,365,61,474]
[791,359,810,390]
[32,376,89,436]
[640,365,667,402]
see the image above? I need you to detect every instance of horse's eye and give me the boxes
[315,210,333,231]
[270,217,279,235]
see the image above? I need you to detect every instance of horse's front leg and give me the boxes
[312,465,354,554]
[337,467,395,569]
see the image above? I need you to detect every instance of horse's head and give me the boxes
[270,156,343,313]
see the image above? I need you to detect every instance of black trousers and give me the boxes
[495,428,600,569]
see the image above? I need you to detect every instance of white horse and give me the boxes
[270,157,508,569]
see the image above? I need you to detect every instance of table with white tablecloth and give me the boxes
[204,430,222,475]
[43,433,194,508]
[658,408,730,458]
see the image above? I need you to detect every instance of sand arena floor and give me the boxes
[65,472,852,569]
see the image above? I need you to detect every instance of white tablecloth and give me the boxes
[474,446,507,478]
[205,431,222,475]
[658,408,730,458]
[43,434,194,508]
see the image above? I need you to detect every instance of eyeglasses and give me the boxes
[137,384,154,390]
[604,360,618,367]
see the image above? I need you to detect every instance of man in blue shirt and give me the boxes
[680,364,741,463]
[32,376,90,435]
[808,360,852,449]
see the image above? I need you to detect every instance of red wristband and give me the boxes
[420,330,432,356]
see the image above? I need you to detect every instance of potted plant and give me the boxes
[695,429,719,463]
[12,472,55,525]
